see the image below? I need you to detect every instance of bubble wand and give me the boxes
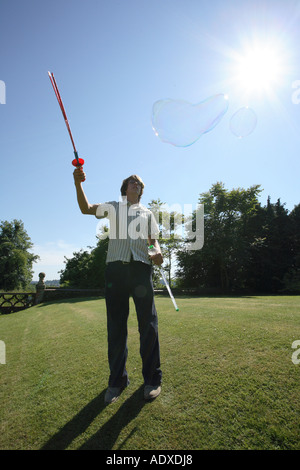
[48,71,85,175]
[148,245,179,311]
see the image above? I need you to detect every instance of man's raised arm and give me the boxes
[73,167,98,215]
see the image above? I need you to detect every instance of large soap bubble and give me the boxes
[152,94,229,147]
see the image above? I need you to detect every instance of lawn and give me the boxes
[0,295,299,450]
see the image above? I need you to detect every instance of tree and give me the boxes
[244,197,294,293]
[60,228,109,288]
[280,203,300,293]
[59,249,92,288]
[0,219,39,291]
[176,182,262,291]
[148,199,183,287]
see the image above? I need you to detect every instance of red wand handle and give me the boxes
[72,153,85,168]
[72,153,85,182]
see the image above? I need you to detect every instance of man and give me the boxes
[73,167,163,403]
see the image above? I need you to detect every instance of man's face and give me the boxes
[126,178,142,198]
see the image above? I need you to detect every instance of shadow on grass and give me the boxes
[38,296,105,307]
[41,385,146,450]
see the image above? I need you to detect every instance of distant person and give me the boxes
[73,167,163,403]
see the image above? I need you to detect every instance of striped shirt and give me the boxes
[95,199,159,264]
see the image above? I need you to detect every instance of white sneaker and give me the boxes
[144,385,161,400]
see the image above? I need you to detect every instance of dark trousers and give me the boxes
[105,261,162,388]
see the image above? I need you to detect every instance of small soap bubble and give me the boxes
[229,106,257,138]
[152,94,229,147]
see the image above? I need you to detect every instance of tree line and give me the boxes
[176,182,300,294]
[1,182,299,294]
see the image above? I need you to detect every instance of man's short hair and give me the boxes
[121,175,145,202]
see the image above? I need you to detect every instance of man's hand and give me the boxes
[148,238,163,266]
[150,252,163,266]
[73,166,86,184]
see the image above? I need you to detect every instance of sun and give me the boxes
[234,41,285,94]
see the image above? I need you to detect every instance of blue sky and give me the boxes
[1,0,300,280]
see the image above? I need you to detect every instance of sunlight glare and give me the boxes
[235,43,284,93]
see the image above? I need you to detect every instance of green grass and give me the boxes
[0,295,300,450]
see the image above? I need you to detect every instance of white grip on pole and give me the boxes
[148,245,179,311]
[159,267,179,311]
